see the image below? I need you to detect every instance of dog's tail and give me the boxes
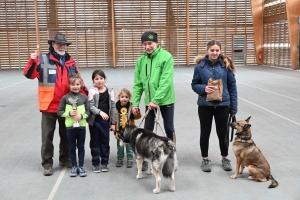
[267,175,278,188]
[162,141,177,178]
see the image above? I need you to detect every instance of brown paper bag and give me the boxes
[206,78,223,101]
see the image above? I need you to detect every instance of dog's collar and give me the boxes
[235,135,256,146]
[236,135,251,141]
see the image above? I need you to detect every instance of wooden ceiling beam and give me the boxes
[186,0,190,67]
[109,0,116,68]
[34,0,40,55]
[250,0,264,64]
[47,0,58,39]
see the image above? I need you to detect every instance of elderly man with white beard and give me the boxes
[23,33,88,176]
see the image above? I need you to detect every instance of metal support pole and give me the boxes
[103,28,107,68]
[177,28,179,67]
[34,0,40,55]
[298,16,300,69]
[17,31,20,70]
[122,29,125,68]
[75,28,78,63]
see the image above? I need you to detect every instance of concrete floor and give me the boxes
[0,65,299,200]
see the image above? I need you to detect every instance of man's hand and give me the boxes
[148,102,158,110]
[132,106,140,115]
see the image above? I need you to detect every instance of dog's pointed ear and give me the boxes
[245,116,251,122]
[244,124,251,130]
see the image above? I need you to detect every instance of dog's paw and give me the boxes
[230,175,237,179]
[248,176,252,180]
[169,188,175,192]
[136,174,142,179]
[153,188,160,194]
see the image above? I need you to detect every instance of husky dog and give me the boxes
[116,125,178,194]
[230,116,278,188]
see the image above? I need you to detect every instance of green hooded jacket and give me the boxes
[133,46,175,106]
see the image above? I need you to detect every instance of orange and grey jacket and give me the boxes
[23,52,88,113]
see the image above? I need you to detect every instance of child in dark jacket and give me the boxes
[87,69,116,173]
[57,73,90,177]
[115,88,141,168]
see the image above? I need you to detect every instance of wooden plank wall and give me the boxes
[189,0,255,65]
[0,0,257,69]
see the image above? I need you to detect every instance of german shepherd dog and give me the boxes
[116,125,178,194]
[230,116,278,188]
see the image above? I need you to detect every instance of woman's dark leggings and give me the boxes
[144,104,175,141]
[198,106,229,158]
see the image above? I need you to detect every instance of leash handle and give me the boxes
[154,107,166,137]
[230,115,236,142]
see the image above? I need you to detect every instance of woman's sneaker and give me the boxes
[78,166,87,177]
[101,164,109,172]
[222,158,232,171]
[93,165,101,173]
[116,158,123,167]
[70,166,78,177]
[201,158,211,172]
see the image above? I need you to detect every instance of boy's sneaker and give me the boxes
[93,165,101,173]
[43,166,53,176]
[127,158,133,168]
[116,158,123,167]
[142,161,148,171]
[101,164,109,172]
[222,158,232,171]
[70,166,78,177]
[201,158,211,172]
[78,166,87,177]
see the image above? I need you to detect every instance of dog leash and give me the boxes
[138,107,166,137]
[154,107,166,137]
[138,109,150,127]
[228,115,236,142]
